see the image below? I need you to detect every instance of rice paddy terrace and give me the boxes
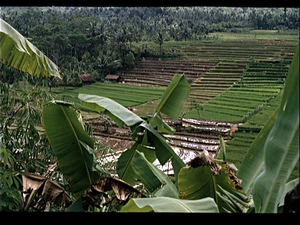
[121,60,217,86]
[61,37,298,175]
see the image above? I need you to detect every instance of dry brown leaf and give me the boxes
[22,172,73,209]
[82,176,145,210]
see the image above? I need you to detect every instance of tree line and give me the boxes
[0,6,298,86]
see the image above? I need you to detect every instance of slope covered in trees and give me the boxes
[0,7,298,85]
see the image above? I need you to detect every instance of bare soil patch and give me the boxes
[85,116,241,174]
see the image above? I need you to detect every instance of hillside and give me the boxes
[55,35,298,178]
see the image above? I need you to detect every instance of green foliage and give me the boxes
[237,107,279,196]
[177,153,251,213]
[78,94,143,128]
[124,52,135,69]
[0,18,60,79]
[120,196,219,212]
[238,45,299,213]
[1,7,298,88]
[42,101,102,199]
[1,8,299,212]
[78,74,189,184]
[0,145,23,211]
[154,31,166,55]
[252,45,299,213]
[0,82,56,174]
[57,82,166,108]
[130,151,178,198]
[155,74,191,120]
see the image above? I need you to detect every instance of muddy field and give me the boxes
[85,116,241,174]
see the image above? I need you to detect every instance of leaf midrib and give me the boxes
[59,105,92,186]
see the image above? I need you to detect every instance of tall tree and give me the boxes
[154,31,166,55]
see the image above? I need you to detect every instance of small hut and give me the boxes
[80,73,95,86]
[105,74,121,83]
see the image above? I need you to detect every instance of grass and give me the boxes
[225,132,258,168]
[55,82,166,108]
[238,91,283,130]
[225,90,299,181]
[208,29,299,41]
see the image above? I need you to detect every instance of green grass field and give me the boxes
[184,60,290,123]
[207,29,299,41]
[55,82,166,109]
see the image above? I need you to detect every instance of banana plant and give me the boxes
[42,74,191,209]
[78,74,190,185]
[78,77,252,213]
[177,150,251,213]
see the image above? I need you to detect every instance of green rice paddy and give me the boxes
[55,32,298,176]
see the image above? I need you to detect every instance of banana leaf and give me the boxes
[78,93,185,184]
[138,121,185,179]
[0,18,60,79]
[79,74,189,184]
[178,151,251,213]
[252,45,299,213]
[120,196,219,212]
[22,172,73,209]
[237,106,279,196]
[42,101,100,198]
[131,151,178,198]
[154,74,191,121]
[116,142,141,185]
[79,93,185,177]
[78,94,143,128]
[145,114,175,134]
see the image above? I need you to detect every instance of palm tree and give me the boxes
[181,24,191,41]
[111,27,130,67]
[154,31,166,55]
[94,20,109,47]
[86,20,109,55]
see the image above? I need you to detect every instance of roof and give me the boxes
[80,74,95,82]
[105,75,120,80]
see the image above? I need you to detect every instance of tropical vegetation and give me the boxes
[0,7,299,213]
[1,7,298,85]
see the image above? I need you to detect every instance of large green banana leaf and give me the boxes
[252,45,299,213]
[0,18,60,79]
[131,151,178,198]
[116,142,156,185]
[237,106,279,196]
[178,162,251,213]
[42,101,100,198]
[78,94,143,128]
[116,124,185,187]
[138,121,185,178]
[154,74,191,121]
[120,196,219,212]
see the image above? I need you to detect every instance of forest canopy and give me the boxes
[0,7,299,85]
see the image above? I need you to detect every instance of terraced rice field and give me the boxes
[60,37,298,173]
[185,61,290,122]
[179,40,296,62]
[121,60,217,86]
[187,62,246,106]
